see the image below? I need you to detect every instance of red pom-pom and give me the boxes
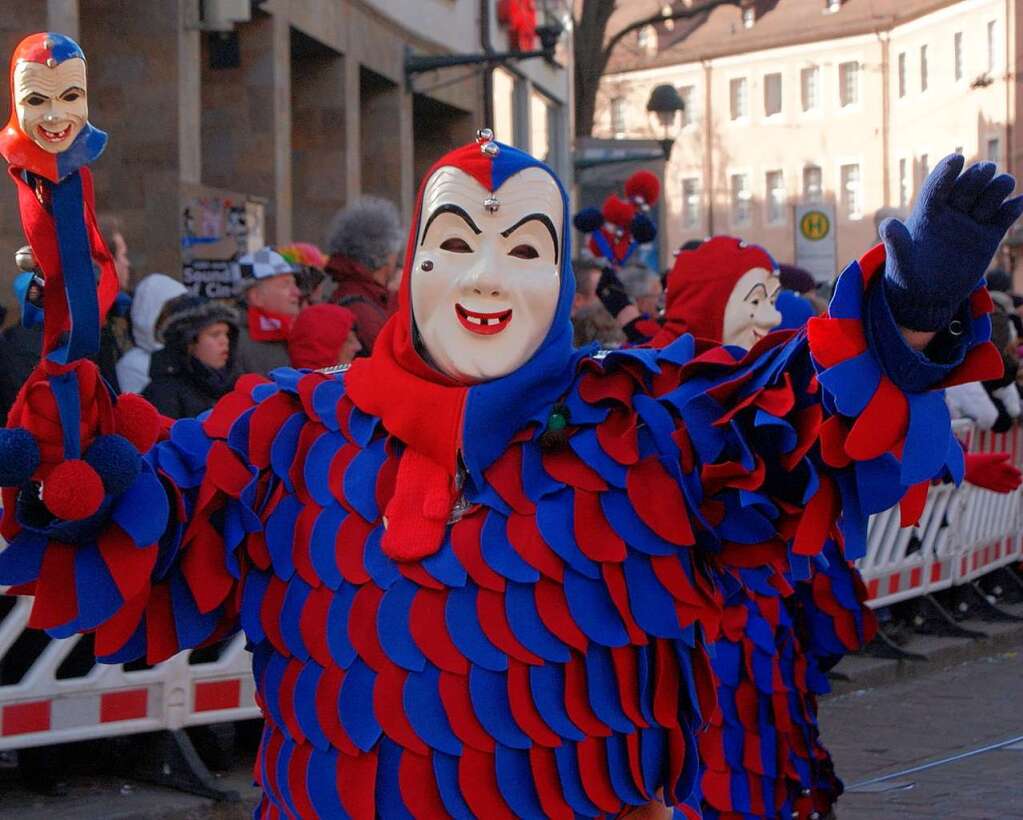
[43,459,104,520]
[113,393,162,453]
[624,170,661,208]
[601,195,635,228]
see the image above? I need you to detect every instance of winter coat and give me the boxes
[325,254,395,353]
[946,381,999,430]
[0,324,42,424]
[116,274,188,394]
[234,320,292,375]
[143,346,236,419]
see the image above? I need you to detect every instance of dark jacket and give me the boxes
[325,254,395,353]
[0,324,42,424]
[143,347,236,419]
[234,320,292,375]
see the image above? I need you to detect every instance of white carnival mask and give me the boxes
[410,166,562,382]
[14,56,88,154]
[722,267,782,349]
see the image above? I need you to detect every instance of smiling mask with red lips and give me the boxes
[411,165,563,382]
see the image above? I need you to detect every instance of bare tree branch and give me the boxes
[602,0,743,63]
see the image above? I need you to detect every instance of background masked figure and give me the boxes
[1,118,1020,820]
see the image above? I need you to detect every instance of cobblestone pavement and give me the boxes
[823,648,1023,819]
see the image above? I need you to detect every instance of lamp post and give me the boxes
[646,84,685,162]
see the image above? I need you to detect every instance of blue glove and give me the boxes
[882,154,1023,331]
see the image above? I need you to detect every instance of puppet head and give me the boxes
[408,131,569,382]
[666,236,781,349]
[0,33,107,182]
[573,169,660,267]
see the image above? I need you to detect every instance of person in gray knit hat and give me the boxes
[324,196,403,353]
[234,247,302,374]
[143,294,239,419]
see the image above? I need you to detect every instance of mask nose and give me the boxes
[461,257,503,299]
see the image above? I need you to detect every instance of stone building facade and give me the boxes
[595,0,1021,279]
[0,0,572,314]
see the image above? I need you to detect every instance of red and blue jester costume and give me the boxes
[0,136,1018,819]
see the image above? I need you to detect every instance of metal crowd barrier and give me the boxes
[0,594,259,751]
[858,419,1023,609]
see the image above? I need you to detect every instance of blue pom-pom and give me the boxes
[631,212,657,244]
[0,427,40,487]
[84,434,142,497]
[573,206,603,233]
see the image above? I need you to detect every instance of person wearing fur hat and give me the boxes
[233,247,302,375]
[324,196,403,353]
[142,294,239,419]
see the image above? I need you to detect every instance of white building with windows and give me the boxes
[594,0,1018,276]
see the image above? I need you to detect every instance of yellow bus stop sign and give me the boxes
[800,210,830,241]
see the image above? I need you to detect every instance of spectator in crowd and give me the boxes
[143,294,239,418]
[278,242,329,308]
[571,256,603,316]
[946,381,999,430]
[619,262,662,318]
[984,294,1021,431]
[325,196,403,353]
[571,302,625,348]
[97,214,135,391]
[288,303,362,370]
[115,273,187,394]
[0,273,43,423]
[233,247,301,374]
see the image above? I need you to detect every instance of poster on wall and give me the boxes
[181,187,266,299]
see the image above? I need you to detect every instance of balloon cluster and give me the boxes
[573,170,661,267]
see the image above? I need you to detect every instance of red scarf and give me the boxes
[247,305,294,342]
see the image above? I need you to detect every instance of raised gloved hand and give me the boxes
[963,451,1023,493]
[881,154,1023,331]
[596,264,633,319]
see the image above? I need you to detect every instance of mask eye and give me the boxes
[440,237,472,253]
[60,90,81,102]
[23,93,47,106]
[509,244,539,260]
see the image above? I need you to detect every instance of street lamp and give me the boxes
[646,84,685,161]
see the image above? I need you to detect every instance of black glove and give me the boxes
[597,265,632,318]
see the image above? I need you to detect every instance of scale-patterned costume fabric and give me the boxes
[0,142,998,817]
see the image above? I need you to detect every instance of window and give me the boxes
[824,0,841,12]
[801,66,819,111]
[730,77,749,120]
[897,52,906,98]
[899,159,909,208]
[954,32,963,81]
[920,45,928,92]
[742,7,755,28]
[987,21,997,73]
[920,153,930,181]
[682,178,701,228]
[764,73,782,116]
[841,163,861,219]
[731,173,751,225]
[637,25,656,55]
[678,85,695,127]
[610,96,626,137]
[766,171,786,224]
[988,137,1001,165]
[493,68,517,147]
[529,91,553,164]
[803,165,823,202]
[839,61,859,106]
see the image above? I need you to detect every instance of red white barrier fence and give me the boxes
[0,593,259,751]
[858,420,1023,608]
